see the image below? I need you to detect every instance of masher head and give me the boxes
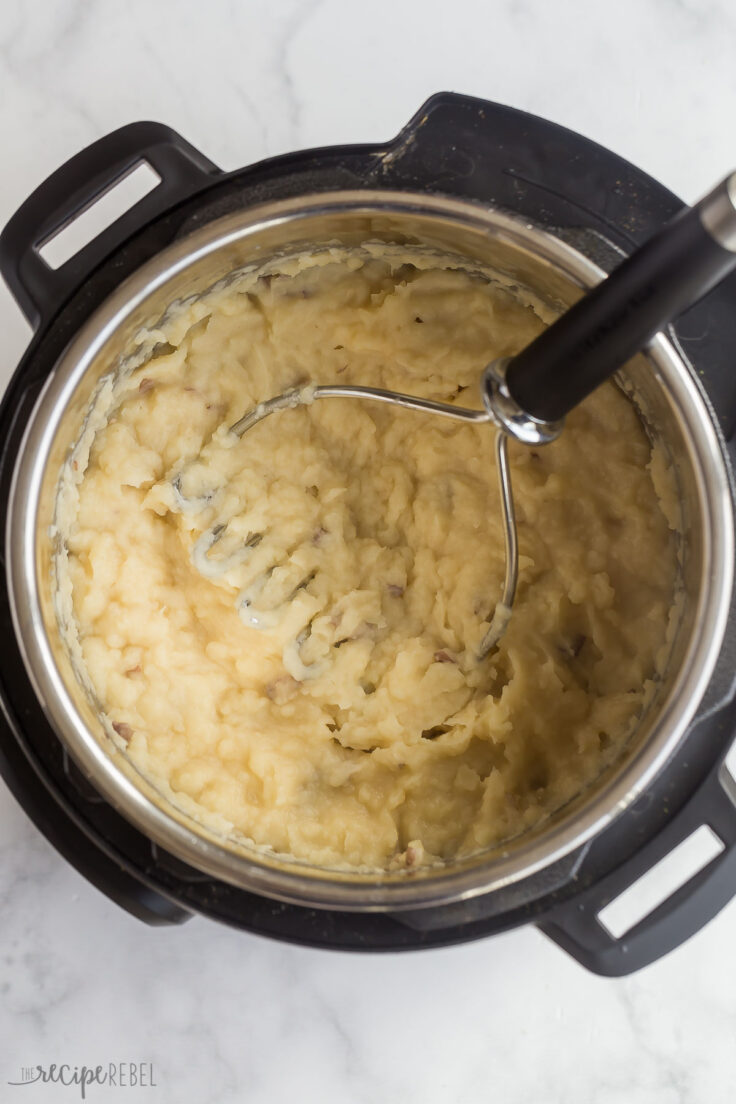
[171,378,519,678]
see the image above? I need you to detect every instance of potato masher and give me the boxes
[176,173,736,676]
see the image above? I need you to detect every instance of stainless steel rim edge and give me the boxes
[6,190,733,911]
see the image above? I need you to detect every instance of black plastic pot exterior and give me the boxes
[1,93,735,975]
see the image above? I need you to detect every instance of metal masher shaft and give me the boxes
[229,384,494,438]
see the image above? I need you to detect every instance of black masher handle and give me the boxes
[504,173,736,424]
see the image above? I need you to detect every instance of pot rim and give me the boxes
[6,189,734,911]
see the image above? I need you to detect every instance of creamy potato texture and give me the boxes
[61,249,678,869]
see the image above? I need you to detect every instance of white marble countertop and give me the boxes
[1,1,735,1101]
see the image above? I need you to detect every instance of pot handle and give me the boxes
[0,122,220,331]
[539,757,736,975]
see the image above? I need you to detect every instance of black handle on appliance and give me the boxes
[0,122,220,331]
[539,757,736,976]
[501,173,736,425]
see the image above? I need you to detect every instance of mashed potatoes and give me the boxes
[59,248,678,869]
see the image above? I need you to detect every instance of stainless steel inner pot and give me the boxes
[6,191,734,911]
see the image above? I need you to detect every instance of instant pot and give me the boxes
[1,93,735,976]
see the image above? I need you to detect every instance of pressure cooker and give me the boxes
[1,92,735,975]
